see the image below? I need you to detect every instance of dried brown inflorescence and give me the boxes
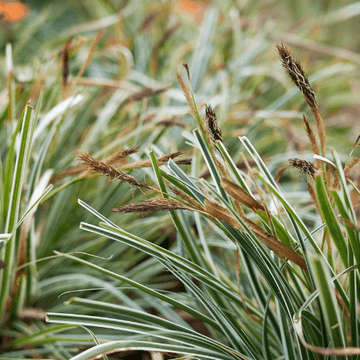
[112,198,195,213]
[205,104,222,143]
[102,147,140,164]
[51,147,139,183]
[276,44,316,109]
[76,150,155,190]
[176,67,197,119]
[276,44,326,156]
[288,158,317,179]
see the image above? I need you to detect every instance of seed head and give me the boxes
[205,104,222,142]
[112,198,194,213]
[276,44,317,110]
[288,158,316,179]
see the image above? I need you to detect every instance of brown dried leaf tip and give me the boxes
[113,198,194,213]
[76,149,154,190]
[205,104,222,142]
[276,44,317,110]
[288,158,317,179]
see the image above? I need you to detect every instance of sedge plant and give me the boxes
[1,2,360,358]
[37,45,360,359]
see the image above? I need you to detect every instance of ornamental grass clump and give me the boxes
[41,45,360,359]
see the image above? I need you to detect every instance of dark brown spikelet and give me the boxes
[76,150,155,190]
[62,37,72,85]
[0,259,5,269]
[277,44,326,156]
[276,44,316,109]
[288,158,317,179]
[112,198,194,213]
[205,104,222,142]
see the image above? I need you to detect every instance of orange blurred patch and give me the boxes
[174,0,207,25]
[178,0,199,14]
[0,1,29,23]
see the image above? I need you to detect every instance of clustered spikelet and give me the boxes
[76,150,155,190]
[102,147,140,164]
[276,43,326,156]
[50,147,139,183]
[112,198,194,213]
[205,104,222,142]
[276,44,317,110]
[288,158,317,179]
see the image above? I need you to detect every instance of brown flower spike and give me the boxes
[76,150,155,190]
[276,44,326,157]
[276,44,316,110]
[205,104,222,143]
[113,198,195,213]
[288,158,317,179]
